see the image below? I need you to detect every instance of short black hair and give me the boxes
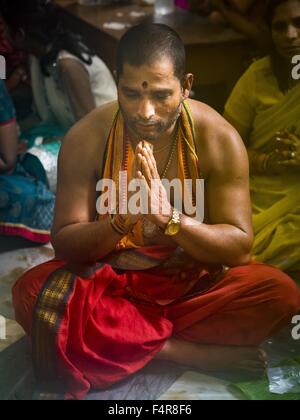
[116,23,186,83]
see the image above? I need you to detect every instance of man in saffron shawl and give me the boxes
[12,24,300,399]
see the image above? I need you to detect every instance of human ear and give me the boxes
[182,73,194,99]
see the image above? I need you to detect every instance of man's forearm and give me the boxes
[172,215,252,267]
[52,217,123,264]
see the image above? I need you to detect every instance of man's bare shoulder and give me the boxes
[60,101,118,176]
[187,98,240,142]
[187,99,248,175]
[63,101,118,152]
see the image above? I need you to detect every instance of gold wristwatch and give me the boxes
[164,208,181,236]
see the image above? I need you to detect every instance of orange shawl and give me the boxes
[99,101,201,249]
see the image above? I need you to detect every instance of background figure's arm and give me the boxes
[58,57,96,121]
[51,116,122,264]
[0,121,18,174]
[170,129,254,267]
[223,111,263,175]
[224,113,296,176]
[211,0,271,51]
[52,218,123,264]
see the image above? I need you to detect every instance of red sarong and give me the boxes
[12,252,300,400]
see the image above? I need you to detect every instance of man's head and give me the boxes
[116,24,193,141]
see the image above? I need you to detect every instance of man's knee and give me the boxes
[230,263,300,316]
[270,269,300,317]
[245,263,300,317]
[12,260,65,335]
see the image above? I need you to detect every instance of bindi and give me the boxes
[142,81,148,89]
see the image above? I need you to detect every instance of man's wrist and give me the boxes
[154,207,173,231]
[164,208,182,236]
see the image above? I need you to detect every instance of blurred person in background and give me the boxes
[0,14,32,119]
[224,0,300,279]
[176,0,271,51]
[0,0,117,130]
[0,80,55,243]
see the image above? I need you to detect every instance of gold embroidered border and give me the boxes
[32,268,75,381]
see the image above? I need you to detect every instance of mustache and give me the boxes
[133,119,160,126]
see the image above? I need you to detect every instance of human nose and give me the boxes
[137,99,155,121]
[285,24,298,40]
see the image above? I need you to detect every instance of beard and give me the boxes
[120,101,183,141]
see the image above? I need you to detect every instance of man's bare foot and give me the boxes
[155,338,267,379]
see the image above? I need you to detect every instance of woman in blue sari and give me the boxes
[0,80,54,243]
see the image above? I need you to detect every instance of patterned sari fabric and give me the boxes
[12,100,300,399]
[0,79,16,125]
[225,57,300,272]
[0,159,55,243]
[0,81,55,243]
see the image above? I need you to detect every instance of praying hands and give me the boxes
[136,142,172,228]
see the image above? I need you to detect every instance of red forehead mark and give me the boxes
[142,81,148,89]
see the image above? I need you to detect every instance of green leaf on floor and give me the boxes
[231,358,300,400]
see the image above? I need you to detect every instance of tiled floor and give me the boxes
[159,371,244,400]
[0,240,299,400]
[0,241,54,352]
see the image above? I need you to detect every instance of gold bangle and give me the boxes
[110,222,124,236]
[256,153,269,174]
[262,154,269,172]
[109,213,133,236]
[116,214,131,232]
[109,214,126,236]
[249,150,262,173]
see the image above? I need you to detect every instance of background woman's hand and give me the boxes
[269,129,300,173]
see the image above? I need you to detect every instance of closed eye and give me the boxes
[154,94,170,100]
[153,91,172,101]
[122,88,140,99]
[126,92,140,99]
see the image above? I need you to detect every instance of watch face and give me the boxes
[166,223,181,236]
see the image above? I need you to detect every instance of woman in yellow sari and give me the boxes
[224,0,300,278]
